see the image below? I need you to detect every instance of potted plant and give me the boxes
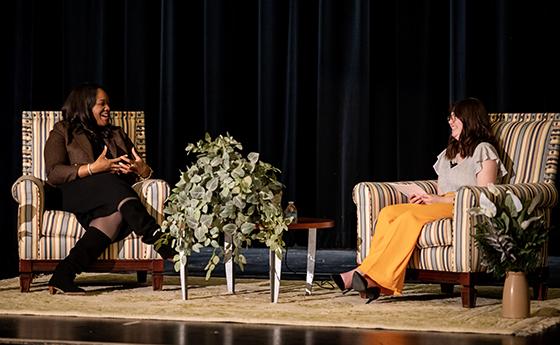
[469,184,548,318]
[160,133,290,279]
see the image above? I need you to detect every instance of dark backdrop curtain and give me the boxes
[2,0,560,278]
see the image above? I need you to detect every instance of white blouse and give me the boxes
[433,142,508,194]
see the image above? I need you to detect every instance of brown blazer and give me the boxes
[44,121,141,186]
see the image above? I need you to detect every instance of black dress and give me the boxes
[45,132,139,240]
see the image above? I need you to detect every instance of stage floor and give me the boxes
[1,314,558,345]
[2,249,560,345]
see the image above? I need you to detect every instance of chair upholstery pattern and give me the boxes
[353,113,559,306]
[12,111,169,291]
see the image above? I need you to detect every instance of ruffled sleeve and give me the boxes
[473,142,508,178]
[432,149,448,176]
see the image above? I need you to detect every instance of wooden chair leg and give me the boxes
[152,260,164,291]
[461,285,477,308]
[137,271,147,284]
[20,273,32,292]
[152,272,163,290]
[19,260,33,292]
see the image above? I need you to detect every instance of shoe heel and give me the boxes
[352,272,368,292]
[48,286,57,295]
[365,287,381,304]
[330,274,352,295]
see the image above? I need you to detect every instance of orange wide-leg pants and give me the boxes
[358,202,453,296]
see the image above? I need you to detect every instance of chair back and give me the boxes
[21,111,146,180]
[490,113,560,184]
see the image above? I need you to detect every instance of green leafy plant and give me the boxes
[161,133,289,279]
[470,184,548,278]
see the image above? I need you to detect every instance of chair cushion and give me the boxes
[408,246,454,271]
[40,210,158,260]
[39,234,158,260]
[416,218,453,249]
[42,210,83,238]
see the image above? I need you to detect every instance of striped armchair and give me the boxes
[353,113,559,307]
[12,111,170,292]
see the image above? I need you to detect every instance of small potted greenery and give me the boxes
[160,133,290,279]
[469,184,548,318]
[470,184,547,278]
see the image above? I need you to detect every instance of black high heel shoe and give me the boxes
[330,274,351,295]
[352,271,380,304]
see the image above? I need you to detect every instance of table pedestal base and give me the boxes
[179,217,334,302]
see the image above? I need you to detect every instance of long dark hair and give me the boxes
[61,83,112,142]
[445,97,498,159]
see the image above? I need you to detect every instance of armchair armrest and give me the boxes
[353,180,438,263]
[11,175,46,260]
[132,178,171,223]
[453,182,558,272]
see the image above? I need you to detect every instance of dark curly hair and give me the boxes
[61,83,112,142]
[445,97,498,160]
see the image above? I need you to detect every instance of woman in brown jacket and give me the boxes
[44,83,173,294]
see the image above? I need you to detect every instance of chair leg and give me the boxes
[152,260,164,290]
[20,273,32,292]
[152,273,163,290]
[461,285,477,308]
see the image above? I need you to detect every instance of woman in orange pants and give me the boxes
[332,98,508,303]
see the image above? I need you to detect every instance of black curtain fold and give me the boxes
[3,0,560,278]
[202,0,225,134]
[495,0,509,109]
[156,0,177,176]
[280,0,299,202]
[450,0,467,102]
[314,0,371,247]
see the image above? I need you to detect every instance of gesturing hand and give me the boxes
[117,148,150,177]
[91,146,129,174]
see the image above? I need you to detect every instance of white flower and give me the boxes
[506,190,523,212]
[479,193,497,218]
[487,183,500,196]
[521,216,543,230]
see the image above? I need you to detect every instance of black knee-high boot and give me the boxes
[48,227,111,294]
[119,199,176,259]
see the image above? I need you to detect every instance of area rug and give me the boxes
[1,273,560,336]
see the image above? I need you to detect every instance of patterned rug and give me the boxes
[1,273,560,336]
